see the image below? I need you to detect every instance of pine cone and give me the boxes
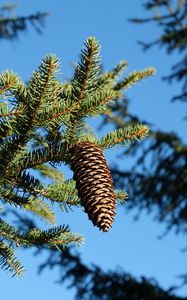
[70,141,116,232]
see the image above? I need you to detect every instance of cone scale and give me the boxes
[70,141,116,232]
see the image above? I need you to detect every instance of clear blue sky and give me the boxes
[1,0,187,299]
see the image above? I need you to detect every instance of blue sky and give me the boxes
[1,0,187,299]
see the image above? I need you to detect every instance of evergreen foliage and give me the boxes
[38,247,186,300]
[0,37,155,276]
[0,2,49,40]
[131,0,187,102]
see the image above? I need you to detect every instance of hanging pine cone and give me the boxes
[70,141,116,232]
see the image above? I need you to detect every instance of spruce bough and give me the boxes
[0,37,155,276]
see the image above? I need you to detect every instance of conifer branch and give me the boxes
[0,184,55,224]
[16,171,43,194]
[115,68,156,91]
[0,219,83,248]
[0,184,31,206]
[97,60,128,87]
[75,132,100,145]
[24,198,56,224]
[35,164,64,183]
[79,89,119,116]
[0,241,24,277]
[0,110,18,118]
[37,101,75,127]
[27,55,59,120]
[18,147,56,170]
[100,124,149,148]
[0,56,62,177]
[110,60,128,78]
[0,70,23,96]
[72,37,101,105]
[115,190,128,204]
[0,37,155,275]
[24,226,84,246]
[40,180,80,210]
[15,143,68,172]
[69,37,101,147]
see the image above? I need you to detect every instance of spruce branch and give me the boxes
[75,132,100,145]
[36,99,75,128]
[0,102,14,132]
[24,226,84,247]
[41,180,80,210]
[0,108,19,119]
[115,190,128,205]
[27,54,60,116]
[0,134,22,175]
[16,147,57,170]
[65,119,88,149]
[110,60,128,78]
[0,37,155,275]
[97,60,128,87]
[0,219,22,243]
[0,219,83,248]
[0,70,23,96]
[0,183,55,223]
[0,56,62,176]
[16,171,43,194]
[72,36,101,104]
[0,184,30,207]
[79,88,120,116]
[68,37,101,147]
[24,198,56,224]
[115,68,156,91]
[0,241,24,277]
[100,124,149,148]
[35,164,64,183]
